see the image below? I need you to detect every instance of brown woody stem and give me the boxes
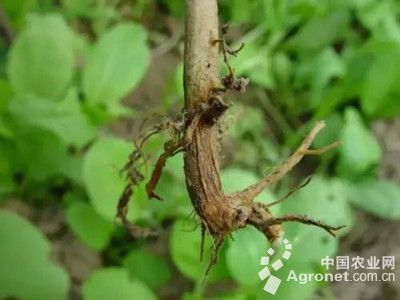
[184,0,220,108]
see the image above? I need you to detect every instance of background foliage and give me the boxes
[0,0,399,299]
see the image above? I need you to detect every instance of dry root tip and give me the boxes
[146,190,164,201]
[265,215,347,238]
[200,223,206,262]
[299,141,341,156]
[327,225,347,237]
[201,235,224,286]
[226,42,244,56]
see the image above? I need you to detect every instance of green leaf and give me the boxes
[255,261,319,300]
[346,179,400,219]
[340,48,374,99]
[169,218,229,282]
[272,52,292,84]
[296,47,345,108]
[159,0,185,18]
[313,112,343,150]
[124,250,171,289]
[66,202,114,250]
[361,42,400,118]
[63,0,92,17]
[83,136,146,221]
[0,211,69,300]
[0,140,22,198]
[279,176,354,262]
[230,42,274,88]
[9,89,96,146]
[357,1,400,44]
[15,127,82,181]
[286,10,350,52]
[0,79,13,111]
[82,268,157,300]
[2,0,37,31]
[7,13,74,100]
[0,116,13,139]
[226,226,269,287]
[227,0,265,24]
[83,23,150,105]
[337,108,381,176]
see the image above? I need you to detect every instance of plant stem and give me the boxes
[184,0,219,109]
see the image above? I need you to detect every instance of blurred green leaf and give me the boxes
[67,202,114,250]
[313,112,343,150]
[357,1,400,44]
[9,89,96,146]
[83,136,146,221]
[272,52,292,84]
[209,292,247,300]
[90,6,120,35]
[286,10,350,52]
[83,23,150,105]
[82,268,157,300]
[230,42,274,88]
[0,211,69,300]
[346,179,400,219]
[159,0,185,18]
[0,79,13,110]
[279,176,354,262]
[337,108,381,176]
[0,117,13,139]
[256,261,319,300]
[361,42,400,118]
[2,0,37,31]
[0,140,19,197]
[0,79,14,138]
[340,48,374,100]
[7,13,74,100]
[227,0,264,24]
[124,250,171,289]
[221,167,276,207]
[296,47,345,108]
[169,218,229,282]
[226,226,268,287]
[15,127,82,181]
[63,0,92,17]
[228,105,281,166]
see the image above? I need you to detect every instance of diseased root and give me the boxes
[117,19,346,284]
